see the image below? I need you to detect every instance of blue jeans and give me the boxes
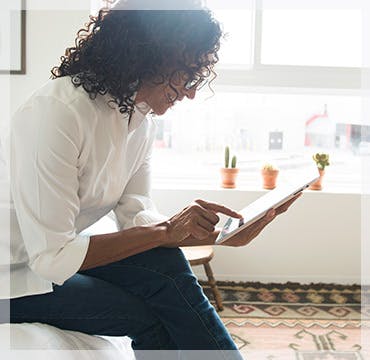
[9,247,243,359]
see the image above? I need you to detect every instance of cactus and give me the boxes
[224,146,237,168]
[231,155,237,168]
[262,163,278,171]
[312,153,330,170]
[224,146,230,168]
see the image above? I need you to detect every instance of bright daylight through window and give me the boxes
[92,0,366,192]
[150,0,366,192]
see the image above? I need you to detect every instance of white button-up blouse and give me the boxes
[0,77,167,299]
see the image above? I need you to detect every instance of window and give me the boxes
[91,0,115,14]
[213,9,254,68]
[90,0,366,191]
[261,9,362,68]
[212,0,362,89]
[151,91,364,191]
[151,0,365,191]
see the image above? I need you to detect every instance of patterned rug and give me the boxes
[201,281,370,359]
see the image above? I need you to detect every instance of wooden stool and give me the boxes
[180,245,224,311]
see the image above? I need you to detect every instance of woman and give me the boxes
[3,0,299,358]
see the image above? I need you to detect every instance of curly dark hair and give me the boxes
[51,0,223,116]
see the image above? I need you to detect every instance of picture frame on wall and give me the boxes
[0,0,26,74]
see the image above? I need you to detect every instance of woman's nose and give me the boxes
[184,87,196,100]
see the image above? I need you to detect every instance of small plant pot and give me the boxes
[261,169,279,190]
[220,168,239,188]
[309,169,325,190]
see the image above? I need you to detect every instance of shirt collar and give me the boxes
[100,92,152,133]
[128,101,151,133]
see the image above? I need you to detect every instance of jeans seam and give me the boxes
[114,263,227,356]
[170,278,229,356]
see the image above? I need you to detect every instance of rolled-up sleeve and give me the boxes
[114,136,168,230]
[10,96,90,286]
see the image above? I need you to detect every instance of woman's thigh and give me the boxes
[9,273,177,350]
[80,247,240,353]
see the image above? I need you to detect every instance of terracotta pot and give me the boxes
[309,169,325,190]
[220,168,239,188]
[261,169,279,190]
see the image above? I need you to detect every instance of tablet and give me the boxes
[215,173,319,244]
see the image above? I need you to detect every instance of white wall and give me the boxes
[152,188,362,284]
[10,8,89,115]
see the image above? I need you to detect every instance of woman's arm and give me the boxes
[10,97,91,286]
[81,198,243,270]
[81,195,301,270]
[79,224,167,270]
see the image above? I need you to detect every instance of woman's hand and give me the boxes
[220,193,302,247]
[159,199,242,247]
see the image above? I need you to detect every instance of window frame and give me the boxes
[90,0,364,91]
[215,0,362,91]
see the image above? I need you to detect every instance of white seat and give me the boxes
[0,323,135,360]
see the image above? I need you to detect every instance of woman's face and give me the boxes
[136,72,204,115]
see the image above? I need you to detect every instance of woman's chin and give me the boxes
[153,104,173,116]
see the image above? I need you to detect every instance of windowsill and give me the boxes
[152,179,363,195]
[151,149,366,195]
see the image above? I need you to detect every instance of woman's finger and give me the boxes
[195,199,243,218]
[222,193,302,248]
[275,193,302,214]
[190,224,210,240]
[196,216,216,232]
[238,209,276,238]
[250,209,276,232]
[194,205,220,225]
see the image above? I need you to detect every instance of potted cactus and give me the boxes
[220,146,239,188]
[261,163,279,190]
[309,153,330,190]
